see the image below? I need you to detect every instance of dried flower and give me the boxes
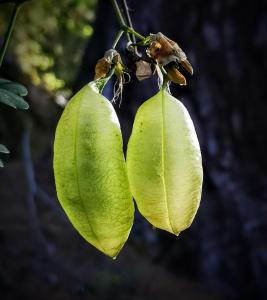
[94,49,119,80]
[147,32,193,85]
[165,65,187,86]
[135,60,152,81]
[94,49,130,105]
[94,58,111,80]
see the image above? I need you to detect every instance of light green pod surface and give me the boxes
[54,83,134,258]
[127,89,203,235]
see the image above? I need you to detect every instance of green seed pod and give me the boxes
[54,82,134,258]
[126,89,203,235]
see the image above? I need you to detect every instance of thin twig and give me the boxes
[111,0,125,27]
[110,0,131,43]
[0,3,21,67]
[121,0,136,44]
[110,0,145,44]
[126,27,145,40]
[112,29,124,49]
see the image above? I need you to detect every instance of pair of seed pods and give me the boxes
[53,82,203,258]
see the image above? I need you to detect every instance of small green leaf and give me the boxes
[94,65,115,93]
[0,79,10,84]
[0,144,9,167]
[0,79,28,97]
[0,144,10,154]
[0,88,29,110]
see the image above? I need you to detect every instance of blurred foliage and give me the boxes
[0,0,98,94]
[0,143,9,167]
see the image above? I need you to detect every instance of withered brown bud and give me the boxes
[180,59,193,75]
[94,58,111,80]
[135,60,152,81]
[147,32,193,75]
[94,49,124,80]
[166,65,187,86]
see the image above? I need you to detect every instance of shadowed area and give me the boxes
[0,0,266,299]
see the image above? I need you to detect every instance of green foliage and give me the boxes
[0,2,30,168]
[53,82,134,258]
[0,0,97,92]
[0,144,10,167]
[0,79,28,109]
[0,144,9,153]
[126,90,203,234]
[0,78,28,167]
[0,79,27,96]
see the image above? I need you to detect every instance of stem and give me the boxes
[160,66,167,76]
[0,3,21,67]
[95,65,115,94]
[111,0,125,27]
[110,0,131,43]
[125,26,145,40]
[110,0,146,46]
[161,66,169,89]
[112,29,124,49]
[121,0,136,44]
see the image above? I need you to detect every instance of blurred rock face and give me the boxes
[0,0,267,299]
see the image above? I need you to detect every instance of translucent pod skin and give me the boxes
[54,82,134,258]
[126,89,203,235]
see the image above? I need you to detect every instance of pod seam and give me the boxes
[161,90,175,233]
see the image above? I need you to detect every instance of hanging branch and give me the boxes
[110,0,145,42]
[121,0,136,44]
[112,29,124,49]
[110,0,131,43]
[0,3,21,67]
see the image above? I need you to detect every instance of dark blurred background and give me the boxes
[0,0,267,299]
